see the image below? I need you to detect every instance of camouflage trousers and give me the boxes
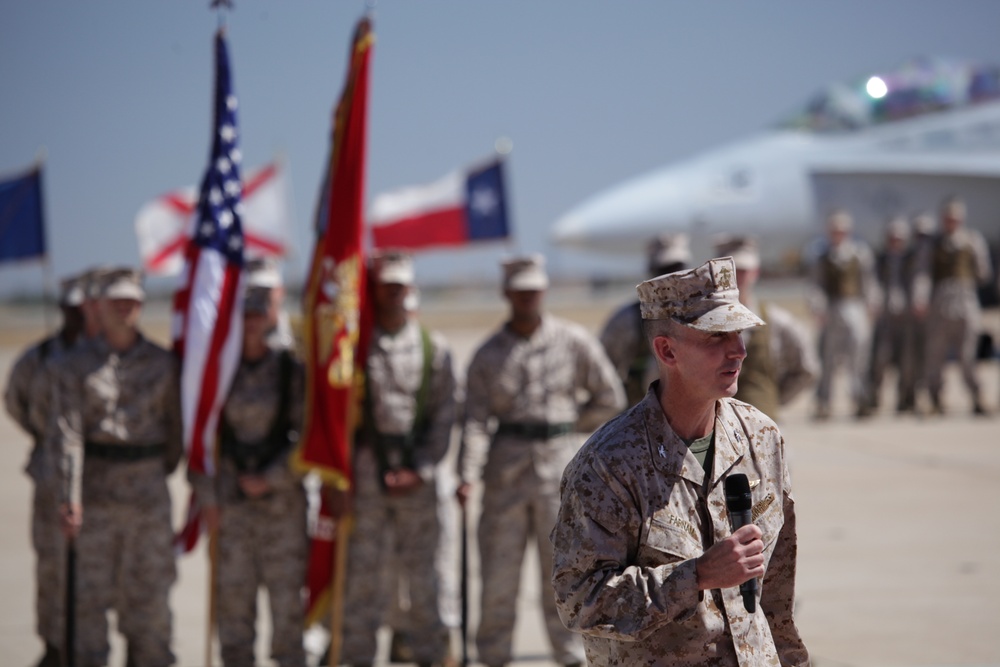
[75,498,176,667]
[817,298,872,408]
[385,469,462,633]
[32,481,66,646]
[216,486,308,667]
[341,447,449,665]
[925,300,983,404]
[476,464,585,667]
[870,311,916,408]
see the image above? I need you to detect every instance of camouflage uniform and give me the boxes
[735,299,818,421]
[551,388,810,667]
[53,334,182,667]
[600,234,691,408]
[189,348,308,667]
[905,220,935,410]
[871,238,916,411]
[809,237,879,415]
[599,302,657,407]
[912,227,993,411]
[341,320,457,665]
[460,315,625,667]
[384,454,463,653]
[4,333,78,651]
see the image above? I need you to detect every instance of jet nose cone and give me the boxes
[550,211,593,248]
[551,167,691,254]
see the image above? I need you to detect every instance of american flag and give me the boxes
[173,28,246,479]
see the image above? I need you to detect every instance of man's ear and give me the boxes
[651,335,676,367]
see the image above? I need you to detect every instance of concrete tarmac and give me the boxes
[1,283,998,666]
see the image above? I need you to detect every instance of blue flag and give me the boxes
[0,166,46,262]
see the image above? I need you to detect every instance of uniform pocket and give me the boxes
[643,514,703,562]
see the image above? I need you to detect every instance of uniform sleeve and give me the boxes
[4,347,39,436]
[599,305,640,387]
[760,450,810,666]
[859,243,882,311]
[458,348,493,484]
[807,252,829,317]
[52,359,84,507]
[413,332,457,483]
[573,330,626,433]
[551,453,701,642]
[971,230,994,286]
[769,307,819,406]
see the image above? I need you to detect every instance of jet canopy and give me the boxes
[780,57,1000,133]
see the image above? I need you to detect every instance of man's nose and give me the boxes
[728,332,747,359]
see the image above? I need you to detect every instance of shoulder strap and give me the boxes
[270,348,294,441]
[39,336,55,362]
[412,326,434,434]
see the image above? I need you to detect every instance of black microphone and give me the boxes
[724,473,757,613]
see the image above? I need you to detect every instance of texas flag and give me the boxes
[135,159,290,276]
[368,158,509,250]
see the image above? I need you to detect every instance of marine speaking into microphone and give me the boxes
[725,473,758,613]
[551,257,810,665]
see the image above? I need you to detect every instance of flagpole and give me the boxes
[41,255,53,334]
[493,137,518,255]
[33,148,53,333]
[328,515,351,665]
[205,524,218,667]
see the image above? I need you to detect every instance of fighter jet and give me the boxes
[551,57,1000,274]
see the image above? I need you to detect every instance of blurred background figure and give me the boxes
[4,274,85,667]
[189,270,309,667]
[457,254,623,667]
[869,217,917,413]
[599,233,691,407]
[714,235,817,421]
[335,250,457,667]
[52,267,181,667]
[808,210,880,420]
[906,212,937,412]
[911,195,995,415]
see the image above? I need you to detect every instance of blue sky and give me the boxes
[4,0,1000,295]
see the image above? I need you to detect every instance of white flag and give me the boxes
[135,159,291,276]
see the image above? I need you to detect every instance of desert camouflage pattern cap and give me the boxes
[636,257,764,332]
[713,234,760,271]
[827,209,853,233]
[885,216,910,241]
[911,212,936,236]
[100,267,145,301]
[59,274,85,307]
[245,257,283,288]
[370,249,415,286]
[502,253,549,291]
[647,233,691,273]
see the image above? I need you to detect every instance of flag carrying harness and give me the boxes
[361,327,433,487]
[219,349,297,478]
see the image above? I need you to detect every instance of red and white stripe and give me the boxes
[172,245,244,476]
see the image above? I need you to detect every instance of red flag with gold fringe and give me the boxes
[293,15,374,628]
